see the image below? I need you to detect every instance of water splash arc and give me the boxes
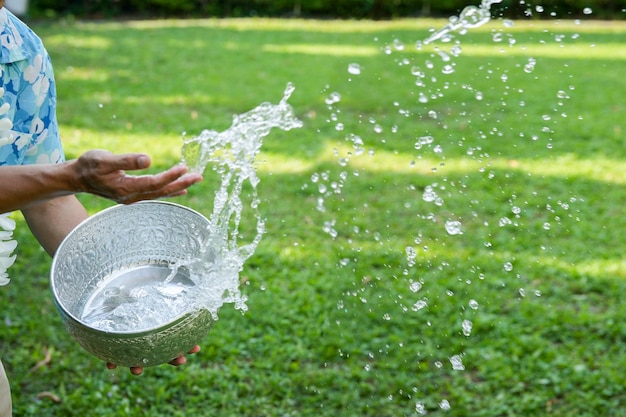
[423,0,503,45]
[180,82,303,318]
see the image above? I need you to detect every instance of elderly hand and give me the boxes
[106,345,201,376]
[72,150,202,204]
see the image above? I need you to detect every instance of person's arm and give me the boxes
[0,149,202,214]
[21,195,88,256]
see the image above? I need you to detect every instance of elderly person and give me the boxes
[0,2,202,415]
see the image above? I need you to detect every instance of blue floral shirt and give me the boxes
[0,7,64,166]
[0,7,64,285]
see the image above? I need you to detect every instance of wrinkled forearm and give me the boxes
[0,160,82,214]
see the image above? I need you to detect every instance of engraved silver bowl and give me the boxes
[50,201,214,368]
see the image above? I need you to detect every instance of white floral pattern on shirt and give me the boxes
[0,213,17,286]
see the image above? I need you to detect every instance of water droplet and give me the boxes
[469,299,479,309]
[450,45,462,57]
[412,300,428,311]
[583,7,593,15]
[410,281,422,293]
[462,319,473,336]
[445,220,463,235]
[524,57,537,73]
[325,92,342,105]
[415,402,427,415]
[415,135,434,150]
[439,399,451,411]
[422,186,438,202]
[442,64,455,74]
[437,50,451,62]
[406,246,417,267]
[411,66,425,78]
[459,5,489,28]
[504,262,513,272]
[499,217,512,227]
[450,354,465,371]
[348,63,362,75]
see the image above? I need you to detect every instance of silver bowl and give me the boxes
[50,201,215,368]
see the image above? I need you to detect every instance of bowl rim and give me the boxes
[50,200,211,335]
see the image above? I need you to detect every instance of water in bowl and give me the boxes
[81,264,195,332]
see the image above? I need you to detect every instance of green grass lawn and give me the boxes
[1,16,625,416]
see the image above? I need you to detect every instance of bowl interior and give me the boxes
[80,263,196,333]
[51,201,213,333]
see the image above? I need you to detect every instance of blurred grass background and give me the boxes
[1,17,625,416]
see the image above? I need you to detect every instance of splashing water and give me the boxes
[423,0,503,45]
[82,84,302,331]
[308,2,589,413]
[180,82,303,318]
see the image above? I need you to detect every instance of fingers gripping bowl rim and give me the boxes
[50,201,214,368]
